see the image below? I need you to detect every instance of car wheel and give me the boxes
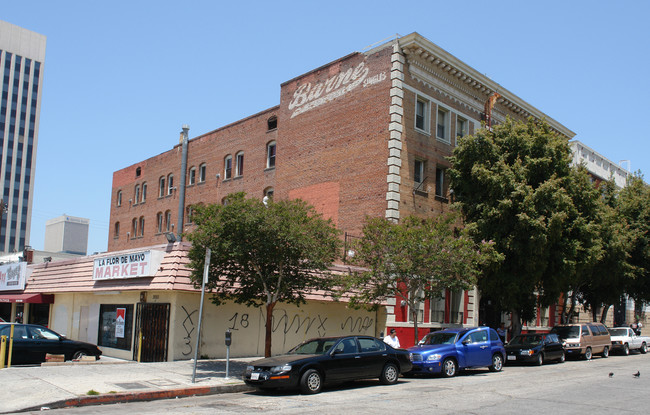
[535,353,544,366]
[584,347,592,360]
[558,352,565,363]
[602,346,609,358]
[623,343,630,356]
[380,363,399,385]
[640,343,647,354]
[299,369,323,394]
[73,350,89,360]
[441,358,457,378]
[489,354,503,372]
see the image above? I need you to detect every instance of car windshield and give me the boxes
[288,338,339,355]
[509,334,543,346]
[551,326,580,339]
[608,328,628,336]
[421,332,458,345]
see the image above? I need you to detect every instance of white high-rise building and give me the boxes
[0,21,46,253]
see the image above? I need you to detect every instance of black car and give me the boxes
[505,333,565,365]
[244,335,412,394]
[0,323,102,365]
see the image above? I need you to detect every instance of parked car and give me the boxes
[550,323,611,360]
[243,335,412,394]
[608,327,649,355]
[406,327,505,378]
[0,323,102,365]
[504,333,565,365]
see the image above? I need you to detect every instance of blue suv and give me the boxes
[406,327,505,377]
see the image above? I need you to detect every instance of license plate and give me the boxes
[251,372,260,380]
[507,355,516,361]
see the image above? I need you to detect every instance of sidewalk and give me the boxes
[0,356,258,413]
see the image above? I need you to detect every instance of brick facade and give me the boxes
[107,33,574,345]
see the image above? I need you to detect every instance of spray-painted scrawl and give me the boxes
[288,60,386,118]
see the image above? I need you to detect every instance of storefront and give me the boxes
[20,243,380,361]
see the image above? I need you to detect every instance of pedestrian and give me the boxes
[384,329,401,348]
[497,322,507,343]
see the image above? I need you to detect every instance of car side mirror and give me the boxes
[462,339,470,345]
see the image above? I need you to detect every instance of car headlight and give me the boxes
[427,354,442,361]
[568,343,580,348]
[270,365,292,373]
[245,365,254,374]
[612,341,622,345]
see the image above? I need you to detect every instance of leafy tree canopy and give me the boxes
[186,192,341,356]
[448,118,601,328]
[342,213,498,343]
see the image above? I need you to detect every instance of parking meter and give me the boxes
[225,330,232,378]
[225,330,232,346]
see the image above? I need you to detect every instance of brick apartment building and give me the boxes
[108,33,575,345]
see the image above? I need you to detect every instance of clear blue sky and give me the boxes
[3,0,649,255]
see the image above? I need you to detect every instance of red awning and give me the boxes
[0,293,54,303]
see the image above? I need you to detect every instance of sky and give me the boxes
[2,0,649,256]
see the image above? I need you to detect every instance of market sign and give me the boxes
[93,250,164,281]
[0,262,26,291]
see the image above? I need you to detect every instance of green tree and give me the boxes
[448,117,600,334]
[342,213,498,344]
[619,174,650,310]
[186,193,341,357]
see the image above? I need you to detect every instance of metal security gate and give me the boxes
[133,303,170,362]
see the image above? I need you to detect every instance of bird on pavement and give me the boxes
[609,372,614,378]
[633,371,640,378]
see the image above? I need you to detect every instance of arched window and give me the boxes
[139,216,145,237]
[134,185,140,204]
[199,163,207,183]
[141,182,147,202]
[135,167,141,177]
[188,166,196,185]
[267,116,277,131]
[224,155,232,179]
[167,174,174,195]
[159,176,166,197]
[114,222,120,238]
[165,210,172,232]
[266,141,276,169]
[131,218,138,238]
[264,187,274,199]
[235,151,244,177]
[117,190,122,207]
[186,205,194,224]
[156,212,163,233]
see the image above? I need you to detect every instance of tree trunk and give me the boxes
[264,301,276,357]
[592,305,599,322]
[412,308,419,346]
[560,292,569,324]
[510,309,522,338]
[600,304,610,324]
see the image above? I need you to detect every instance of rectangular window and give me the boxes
[437,108,449,142]
[456,117,466,140]
[167,175,174,195]
[224,157,232,180]
[435,167,445,197]
[188,168,196,185]
[430,294,445,323]
[159,177,165,197]
[415,98,428,131]
[199,164,206,182]
[414,159,426,187]
[267,143,276,169]
[142,183,147,202]
[156,213,163,233]
[97,304,133,350]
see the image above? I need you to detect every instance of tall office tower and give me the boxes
[0,21,46,253]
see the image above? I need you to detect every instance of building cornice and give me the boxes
[397,33,575,139]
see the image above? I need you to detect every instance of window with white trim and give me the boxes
[199,163,206,183]
[159,176,166,197]
[224,155,232,180]
[435,167,445,198]
[437,107,449,142]
[164,210,172,232]
[138,216,145,237]
[117,190,122,207]
[167,174,174,195]
[131,218,137,238]
[188,166,196,185]
[156,212,163,233]
[142,182,147,202]
[134,185,140,204]
[415,97,429,132]
[235,151,244,177]
[267,141,276,169]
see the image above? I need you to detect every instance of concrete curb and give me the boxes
[15,383,254,413]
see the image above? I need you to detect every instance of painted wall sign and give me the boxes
[288,61,386,119]
[0,262,26,291]
[93,250,164,280]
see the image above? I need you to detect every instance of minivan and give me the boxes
[550,323,611,360]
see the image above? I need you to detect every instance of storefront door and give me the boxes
[133,302,170,362]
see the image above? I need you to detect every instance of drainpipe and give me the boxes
[177,124,190,241]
